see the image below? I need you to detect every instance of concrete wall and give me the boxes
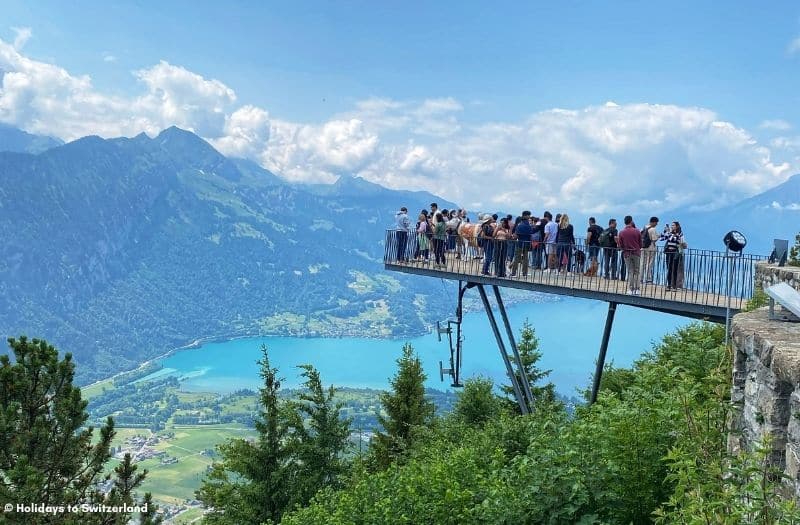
[730,263,800,496]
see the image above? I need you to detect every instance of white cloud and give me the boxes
[102,52,117,63]
[759,119,792,131]
[209,105,270,159]
[11,27,31,50]
[134,61,235,137]
[0,33,796,214]
[769,201,800,211]
[262,118,379,183]
[0,36,240,140]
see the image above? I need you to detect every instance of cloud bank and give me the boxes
[0,32,796,214]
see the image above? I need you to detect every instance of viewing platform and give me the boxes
[382,229,768,409]
[383,230,766,323]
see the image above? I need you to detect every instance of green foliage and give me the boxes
[282,417,517,525]
[197,345,351,524]
[281,323,800,524]
[285,364,353,506]
[453,377,503,427]
[0,336,150,524]
[501,320,557,412]
[197,345,292,525]
[656,435,800,524]
[790,232,800,267]
[744,285,769,312]
[369,343,434,469]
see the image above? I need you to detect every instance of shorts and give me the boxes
[546,243,557,255]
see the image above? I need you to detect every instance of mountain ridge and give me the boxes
[0,126,454,383]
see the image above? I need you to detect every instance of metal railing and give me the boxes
[383,230,768,308]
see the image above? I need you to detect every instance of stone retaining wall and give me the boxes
[730,263,800,497]
[756,261,800,292]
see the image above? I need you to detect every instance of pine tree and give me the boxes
[286,365,352,506]
[370,343,434,469]
[138,493,163,525]
[198,347,351,523]
[0,336,149,525]
[790,231,800,266]
[197,345,290,525]
[453,377,502,426]
[501,321,557,413]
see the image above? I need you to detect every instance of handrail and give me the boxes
[383,229,768,308]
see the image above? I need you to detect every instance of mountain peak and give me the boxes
[154,126,241,181]
[157,125,194,139]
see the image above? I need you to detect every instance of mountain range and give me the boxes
[0,125,797,384]
[0,126,455,383]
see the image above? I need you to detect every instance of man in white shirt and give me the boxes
[543,211,558,271]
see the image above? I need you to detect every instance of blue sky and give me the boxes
[2,1,800,212]
[5,1,800,127]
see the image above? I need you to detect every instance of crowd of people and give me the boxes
[393,203,688,296]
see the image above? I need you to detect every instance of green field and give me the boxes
[133,425,254,505]
[82,378,115,400]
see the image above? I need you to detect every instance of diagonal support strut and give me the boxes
[477,284,529,414]
[492,285,535,410]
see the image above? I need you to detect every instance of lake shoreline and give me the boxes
[81,294,560,390]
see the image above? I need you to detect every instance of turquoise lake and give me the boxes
[144,297,690,397]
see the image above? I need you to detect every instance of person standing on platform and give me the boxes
[394,206,410,261]
[660,221,686,291]
[556,214,575,273]
[480,215,496,275]
[493,217,512,277]
[415,212,429,262]
[446,210,461,256]
[510,212,532,277]
[585,217,603,276]
[641,216,660,283]
[543,211,558,273]
[530,215,544,270]
[618,215,642,295]
[433,212,447,268]
[600,218,619,279]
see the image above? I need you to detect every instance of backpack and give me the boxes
[641,227,652,249]
[599,228,613,247]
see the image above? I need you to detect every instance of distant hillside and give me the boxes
[670,174,800,254]
[0,126,456,384]
[0,123,63,154]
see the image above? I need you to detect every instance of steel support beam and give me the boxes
[477,284,529,414]
[492,285,535,410]
[590,301,618,405]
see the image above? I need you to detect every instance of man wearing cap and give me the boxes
[394,206,410,261]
